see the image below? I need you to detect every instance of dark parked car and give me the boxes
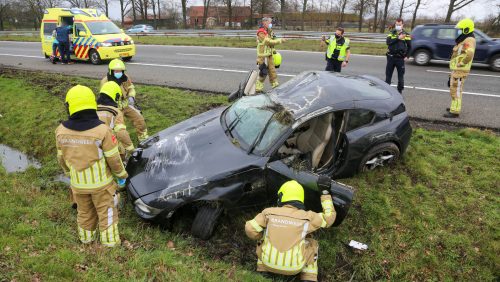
[125,71,412,239]
[410,24,500,71]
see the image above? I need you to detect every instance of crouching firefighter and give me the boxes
[101,59,149,142]
[256,27,286,92]
[97,81,135,162]
[55,85,128,247]
[245,178,336,281]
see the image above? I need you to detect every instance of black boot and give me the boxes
[443,112,459,118]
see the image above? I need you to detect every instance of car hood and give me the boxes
[91,34,133,43]
[127,107,264,198]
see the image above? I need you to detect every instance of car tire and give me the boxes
[489,54,500,72]
[413,49,431,66]
[191,203,223,240]
[89,49,102,65]
[122,56,132,62]
[359,142,400,172]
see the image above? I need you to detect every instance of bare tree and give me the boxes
[379,0,390,33]
[411,0,427,28]
[445,0,477,22]
[151,0,157,28]
[131,0,137,21]
[202,0,211,28]
[223,0,233,28]
[157,0,160,20]
[301,0,307,30]
[276,0,285,29]
[0,0,9,31]
[352,0,368,31]
[337,0,348,27]
[118,0,131,26]
[372,0,379,32]
[181,0,187,28]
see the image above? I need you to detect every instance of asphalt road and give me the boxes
[0,41,499,129]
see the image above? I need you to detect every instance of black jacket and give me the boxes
[386,29,412,58]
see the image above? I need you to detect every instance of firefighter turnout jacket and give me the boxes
[97,105,134,153]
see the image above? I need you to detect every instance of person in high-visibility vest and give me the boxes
[322,27,351,72]
[245,177,336,282]
[444,18,476,118]
[55,85,128,247]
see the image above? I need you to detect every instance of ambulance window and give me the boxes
[75,23,86,36]
[43,23,57,36]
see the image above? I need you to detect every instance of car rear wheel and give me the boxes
[89,49,102,65]
[359,143,400,172]
[191,203,223,240]
[489,54,500,72]
[413,49,431,66]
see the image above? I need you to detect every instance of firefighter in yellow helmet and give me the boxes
[256,17,287,92]
[97,81,135,162]
[55,85,128,247]
[101,59,149,141]
[444,18,476,118]
[245,177,336,281]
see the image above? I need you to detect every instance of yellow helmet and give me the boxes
[65,85,97,116]
[100,81,122,102]
[277,180,304,204]
[455,18,474,34]
[273,52,282,68]
[108,58,126,74]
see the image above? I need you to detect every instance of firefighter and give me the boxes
[101,59,149,142]
[256,18,286,92]
[245,178,336,282]
[55,85,128,247]
[444,18,476,118]
[385,18,411,94]
[322,27,351,72]
[97,81,135,161]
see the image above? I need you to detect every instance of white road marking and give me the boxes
[426,69,500,78]
[0,52,496,98]
[176,53,223,57]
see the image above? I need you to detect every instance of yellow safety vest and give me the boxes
[326,36,350,61]
[449,38,476,71]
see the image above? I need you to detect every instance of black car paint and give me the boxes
[126,71,412,228]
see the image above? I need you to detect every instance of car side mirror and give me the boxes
[78,30,87,37]
[267,160,355,226]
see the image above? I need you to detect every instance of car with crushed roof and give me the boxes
[125,71,412,239]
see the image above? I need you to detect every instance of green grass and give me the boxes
[0,68,499,281]
[0,34,387,55]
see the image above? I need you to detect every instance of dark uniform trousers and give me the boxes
[385,55,405,93]
[325,58,342,72]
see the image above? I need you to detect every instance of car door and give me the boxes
[473,31,489,62]
[265,160,354,226]
[72,22,89,59]
[42,22,57,57]
[435,28,458,59]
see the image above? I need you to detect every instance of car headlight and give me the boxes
[130,40,134,44]
[101,42,112,47]
[134,198,162,215]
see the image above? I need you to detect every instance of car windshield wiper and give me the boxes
[224,110,245,138]
[248,112,275,154]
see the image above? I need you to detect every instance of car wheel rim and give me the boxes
[91,52,98,63]
[416,52,429,64]
[365,153,395,170]
[494,58,500,68]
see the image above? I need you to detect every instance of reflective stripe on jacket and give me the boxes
[450,37,476,72]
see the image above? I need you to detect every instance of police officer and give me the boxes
[385,18,411,94]
[256,18,286,92]
[322,27,351,72]
[56,85,128,247]
[97,81,135,161]
[101,59,149,142]
[245,177,336,282]
[444,18,476,118]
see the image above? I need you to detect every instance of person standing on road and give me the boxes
[444,18,476,118]
[101,59,149,142]
[385,18,411,94]
[245,177,336,282]
[55,85,128,247]
[256,18,287,92]
[55,23,73,65]
[322,27,351,72]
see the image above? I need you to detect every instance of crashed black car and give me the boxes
[126,71,412,239]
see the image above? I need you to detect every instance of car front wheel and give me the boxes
[191,203,224,240]
[359,142,400,172]
[489,54,500,72]
[413,49,431,66]
[89,49,102,65]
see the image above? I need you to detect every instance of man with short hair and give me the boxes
[322,27,351,72]
[385,18,411,94]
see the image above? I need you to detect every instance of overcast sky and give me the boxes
[106,0,497,22]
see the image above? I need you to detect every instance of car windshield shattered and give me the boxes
[224,95,292,154]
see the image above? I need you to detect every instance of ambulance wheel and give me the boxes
[191,203,223,240]
[122,56,132,62]
[89,49,102,65]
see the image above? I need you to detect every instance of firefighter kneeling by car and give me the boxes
[55,85,128,247]
[245,177,336,282]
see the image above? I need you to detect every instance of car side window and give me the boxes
[420,28,433,38]
[474,32,485,41]
[436,28,457,40]
[74,23,86,36]
[347,109,375,132]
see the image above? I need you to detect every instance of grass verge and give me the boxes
[0,68,498,281]
[0,35,387,55]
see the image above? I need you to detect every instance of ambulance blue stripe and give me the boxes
[83,37,92,46]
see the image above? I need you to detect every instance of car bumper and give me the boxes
[98,45,136,60]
